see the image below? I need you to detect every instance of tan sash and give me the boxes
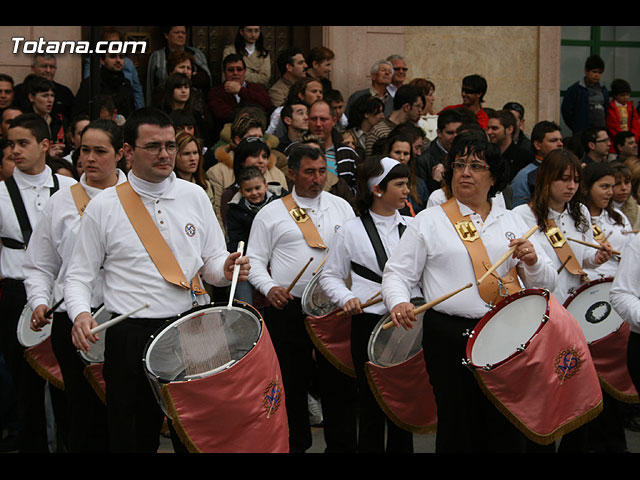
[70,183,91,216]
[116,182,206,295]
[441,198,520,305]
[281,194,327,250]
[544,219,588,281]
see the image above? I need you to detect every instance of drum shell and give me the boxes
[24,336,64,390]
[17,302,52,348]
[305,308,355,377]
[467,289,603,445]
[143,301,288,453]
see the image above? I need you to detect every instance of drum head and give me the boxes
[301,271,337,317]
[144,303,262,383]
[470,290,548,368]
[368,311,424,367]
[79,306,112,364]
[564,278,623,344]
[17,303,52,347]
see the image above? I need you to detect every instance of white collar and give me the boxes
[128,170,176,199]
[12,164,53,189]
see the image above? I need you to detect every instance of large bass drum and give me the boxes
[563,277,639,403]
[143,301,288,453]
[364,299,437,434]
[465,288,603,445]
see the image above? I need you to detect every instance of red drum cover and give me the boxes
[83,363,106,405]
[365,351,437,434]
[160,323,289,453]
[472,291,603,445]
[305,308,355,377]
[24,337,64,390]
[589,322,639,402]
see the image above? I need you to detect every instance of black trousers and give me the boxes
[351,312,413,453]
[0,279,49,452]
[422,309,527,453]
[51,311,108,452]
[264,299,357,453]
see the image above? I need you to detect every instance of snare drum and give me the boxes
[364,305,437,434]
[80,305,112,404]
[17,302,52,348]
[143,301,288,453]
[301,270,337,317]
[465,288,603,445]
[563,278,639,402]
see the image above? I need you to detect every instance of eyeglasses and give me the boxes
[135,142,178,155]
[226,67,245,73]
[451,161,490,172]
[394,67,409,72]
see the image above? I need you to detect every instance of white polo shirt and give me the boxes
[583,207,632,280]
[610,232,640,333]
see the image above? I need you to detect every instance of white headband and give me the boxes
[367,157,401,192]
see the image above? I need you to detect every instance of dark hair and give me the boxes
[531,148,588,233]
[610,160,632,181]
[276,46,304,76]
[175,130,208,190]
[223,53,246,70]
[166,50,195,76]
[346,94,384,130]
[285,77,323,107]
[488,109,517,134]
[238,165,266,186]
[384,134,422,205]
[123,107,174,146]
[81,118,124,152]
[437,108,463,131]
[92,94,116,118]
[443,130,508,200]
[611,78,631,96]
[613,131,636,154]
[355,155,410,214]
[585,54,605,72]
[233,136,270,181]
[0,73,14,86]
[281,99,306,123]
[580,161,624,225]
[503,101,525,119]
[287,144,325,172]
[47,155,78,179]
[307,46,334,65]
[235,26,268,58]
[323,89,343,104]
[392,84,423,111]
[160,72,192,114]
[0,137,8,165]
[69,114,90,136]
[580,126,608,152]
[9,112,50,142]
[26,75,54,96]
[531,120,562,147]
[462,74,487,102]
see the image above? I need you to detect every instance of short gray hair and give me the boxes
[370,59,393,76]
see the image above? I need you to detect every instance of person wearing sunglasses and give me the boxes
[386,54,408,98]
[439,74,489,129]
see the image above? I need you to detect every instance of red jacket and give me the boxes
[606,100,640,153]
[208,82,272,124]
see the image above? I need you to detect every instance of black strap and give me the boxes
[350,261,382,284]
[5,176,32,247]
[359,210,406,273]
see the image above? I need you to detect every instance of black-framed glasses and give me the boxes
[134,142,178,155]
[451,161,490,172]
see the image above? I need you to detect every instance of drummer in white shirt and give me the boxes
[382,130,557,453]
[512,149,611,305]
[319,155,417,452]
[23,119,127,452]
[64,108,249,453]
[0,112,77,452]
[247,144,357,453]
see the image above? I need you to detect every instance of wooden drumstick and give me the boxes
[477,224,538,285]
[286,257,314,294]
[366,290,382,303]
[336,295,384,317]
[567,237,621,256]
[622,229,640,235]
[312,252,329,275]
[382,283,473,330]
[227,241,245,308]
[90,303,150,335]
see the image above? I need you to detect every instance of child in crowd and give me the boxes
[606,78,640,155]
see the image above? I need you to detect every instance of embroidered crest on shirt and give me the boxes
[185,223,196,237]
[505,231,516,241]
[554,347,581,382]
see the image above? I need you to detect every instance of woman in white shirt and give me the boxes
[513,149,611,305]
[320,155,415,453]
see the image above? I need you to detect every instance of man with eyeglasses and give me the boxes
[580,126,611,166]
[208,53,272,127]
[439,74,489,129]
[65,108,250,452]
[72,51,136,121]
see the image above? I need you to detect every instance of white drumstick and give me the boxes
[90,303,150,335]
[228,241,245,308]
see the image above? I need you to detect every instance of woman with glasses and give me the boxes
[381,131,556,453]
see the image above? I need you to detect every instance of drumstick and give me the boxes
[312,252,329,275]
[557,255,572,274]
[227,241,245,308]
[567,237,621,256]
[382,283,473,330]
[477,225,538,285]
[622,229,640,235]
[336,296,384,317]
[90,303,150,335]
[286,257,313,294]
[366,290,382,303]
[44,298,65,318]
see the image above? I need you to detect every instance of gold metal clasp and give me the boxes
[545,226,566,248]
[454,220,479,242]
[592,224,604,241]
[290,207,309,223]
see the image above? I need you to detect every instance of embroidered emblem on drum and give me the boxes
[554,347,581,381]
[505,231,516,241]
[584,301,611,324]
[264,378,282,417]
[184,223,196,237]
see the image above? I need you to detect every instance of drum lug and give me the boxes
[516,344,526,352]
[462,328,474,338]
[541,314,549,323]
[461,358,474,371]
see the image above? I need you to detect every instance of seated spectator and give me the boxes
[92,94,125,126]
[174,130,214,208]
[15,53,75,125]
[503,101,532,153]
[345,59,395,119]
[387,54,408,97]
[408,78,438,142]
[580,126,611,166]
[364,84,424,156]
[487,109,535,182]
[324,89,348,131]
[613,131,639,162]
[606,78,640,156]
[0,74,15,110]
[610,161,640,230]
[276,100,308,153]
[305,46,334,94]
[267,76,323,138]
[146,25,212,106]
[208,53,272,132]
[439,74,489,129]
[222,26,271,89]
[269,47,307,108]
[344,94,385,159]
[72,52,136,121]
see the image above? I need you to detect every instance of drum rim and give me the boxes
[465,288,551,370]
[16,302,52,347]
[562,276,614,308]
[367,310,424,367]
[143,300,263,383]
[301,269,337,317]
[78,305,110,364]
